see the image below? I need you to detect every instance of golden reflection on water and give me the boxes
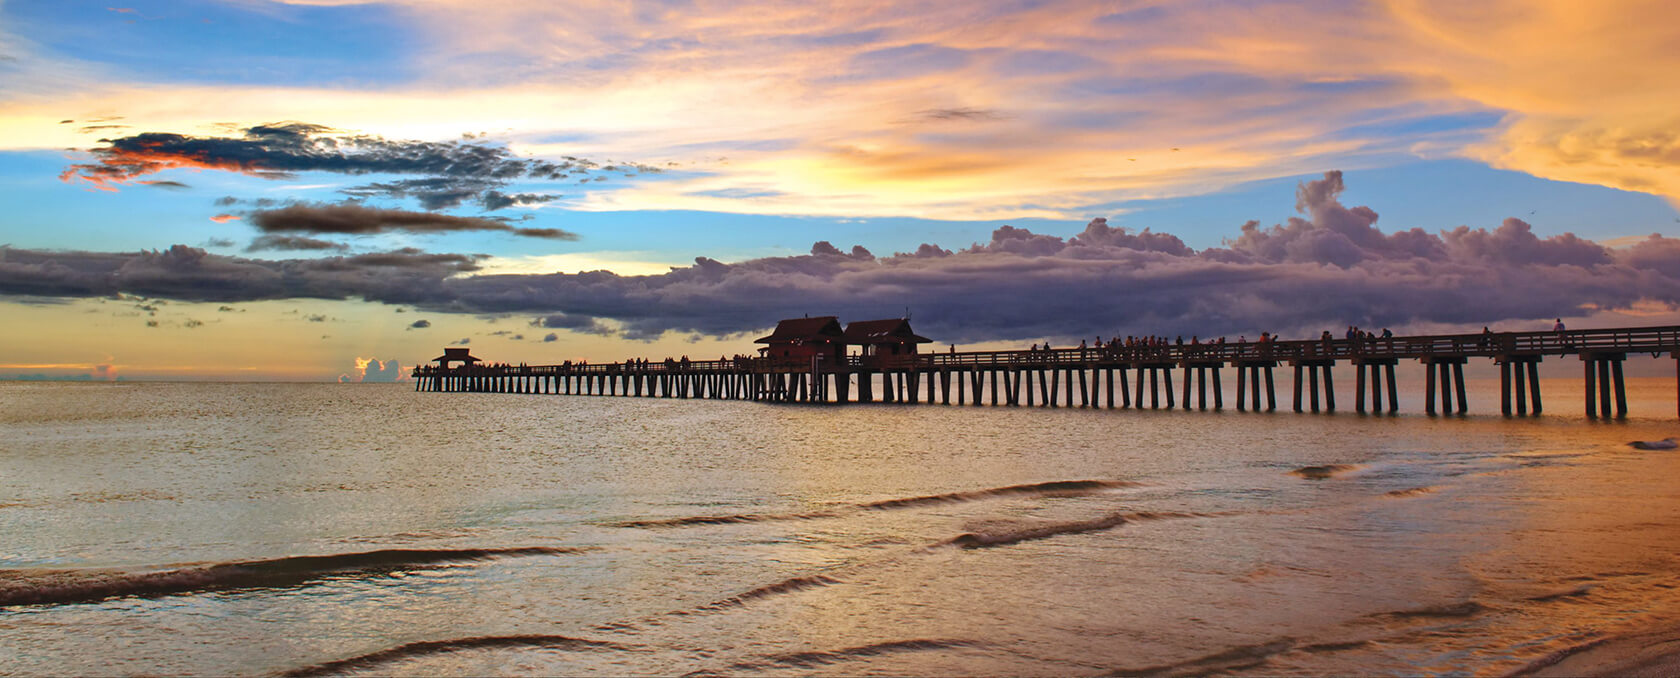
[6,378,1680,675]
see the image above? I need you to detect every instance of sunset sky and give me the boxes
[2,0,1678,381]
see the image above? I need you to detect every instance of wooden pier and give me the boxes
[413,325,1680,419]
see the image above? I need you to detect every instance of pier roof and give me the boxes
[755,316,843,344]
[432,347,481,364]
[843,318,931,345]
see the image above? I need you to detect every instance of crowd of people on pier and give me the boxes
[1016,326,1411,363]
[573,354,766,371]
[1004,321,1594,364]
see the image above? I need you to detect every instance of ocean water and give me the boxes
[3,376,1680,676]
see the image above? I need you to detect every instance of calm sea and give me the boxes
[4,376,1680,676]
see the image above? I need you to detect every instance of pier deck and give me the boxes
[413,325,1680,418]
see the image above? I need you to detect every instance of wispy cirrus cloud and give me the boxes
[6,1,1677,221]
[269,0,1680,214]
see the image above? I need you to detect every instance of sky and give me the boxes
[1,0,1678,381]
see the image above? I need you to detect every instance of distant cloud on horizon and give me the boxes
[5,172,1680,341]
[344,357,403,384]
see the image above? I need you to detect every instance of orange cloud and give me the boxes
[209,213,240,223]
[59,141,285,190]
[11,0,1680,217]
[1381,0,1680,205]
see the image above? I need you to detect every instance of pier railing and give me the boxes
[414,326,1680,377]
[902,325,1680,369]
[412,324,1680,418]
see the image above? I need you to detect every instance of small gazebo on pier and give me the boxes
[432,347,481,369]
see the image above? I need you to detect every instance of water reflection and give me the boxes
[3,379,1680,674]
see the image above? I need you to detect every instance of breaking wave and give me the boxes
[1526,585,1593,602]
[1384,486,1437,498]
[1507,637,1611,676]
[703,574,842,610]
[1108,638,1296,676]
[1297,639,1372,653]
[613,480,1137,529]
[718,638,982,672]
[611,511,838,528]
[1371,600,1488,620]
[1290,464,1358,479]
[0,547,584,607]
[860,480,1139,510]
[1108,635,1378,675]
[939,511,1200,549]
[281,634,629,677]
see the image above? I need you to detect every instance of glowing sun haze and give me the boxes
[0,0,1677,381]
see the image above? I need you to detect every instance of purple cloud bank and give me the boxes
[6,172,1678,341]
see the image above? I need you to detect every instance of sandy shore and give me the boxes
[1515,626,1680,677]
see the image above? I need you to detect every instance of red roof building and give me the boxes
[843,318,932,357]
[755,316,846,364]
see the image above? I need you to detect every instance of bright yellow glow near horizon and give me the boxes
[0,298,768,382]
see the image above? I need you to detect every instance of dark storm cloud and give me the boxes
[9,172,1680,342]
[532,313,613,335]
[61,122,656,211]
[409,319,432,329]
[245,235,350,253]
[249,203,578,240]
